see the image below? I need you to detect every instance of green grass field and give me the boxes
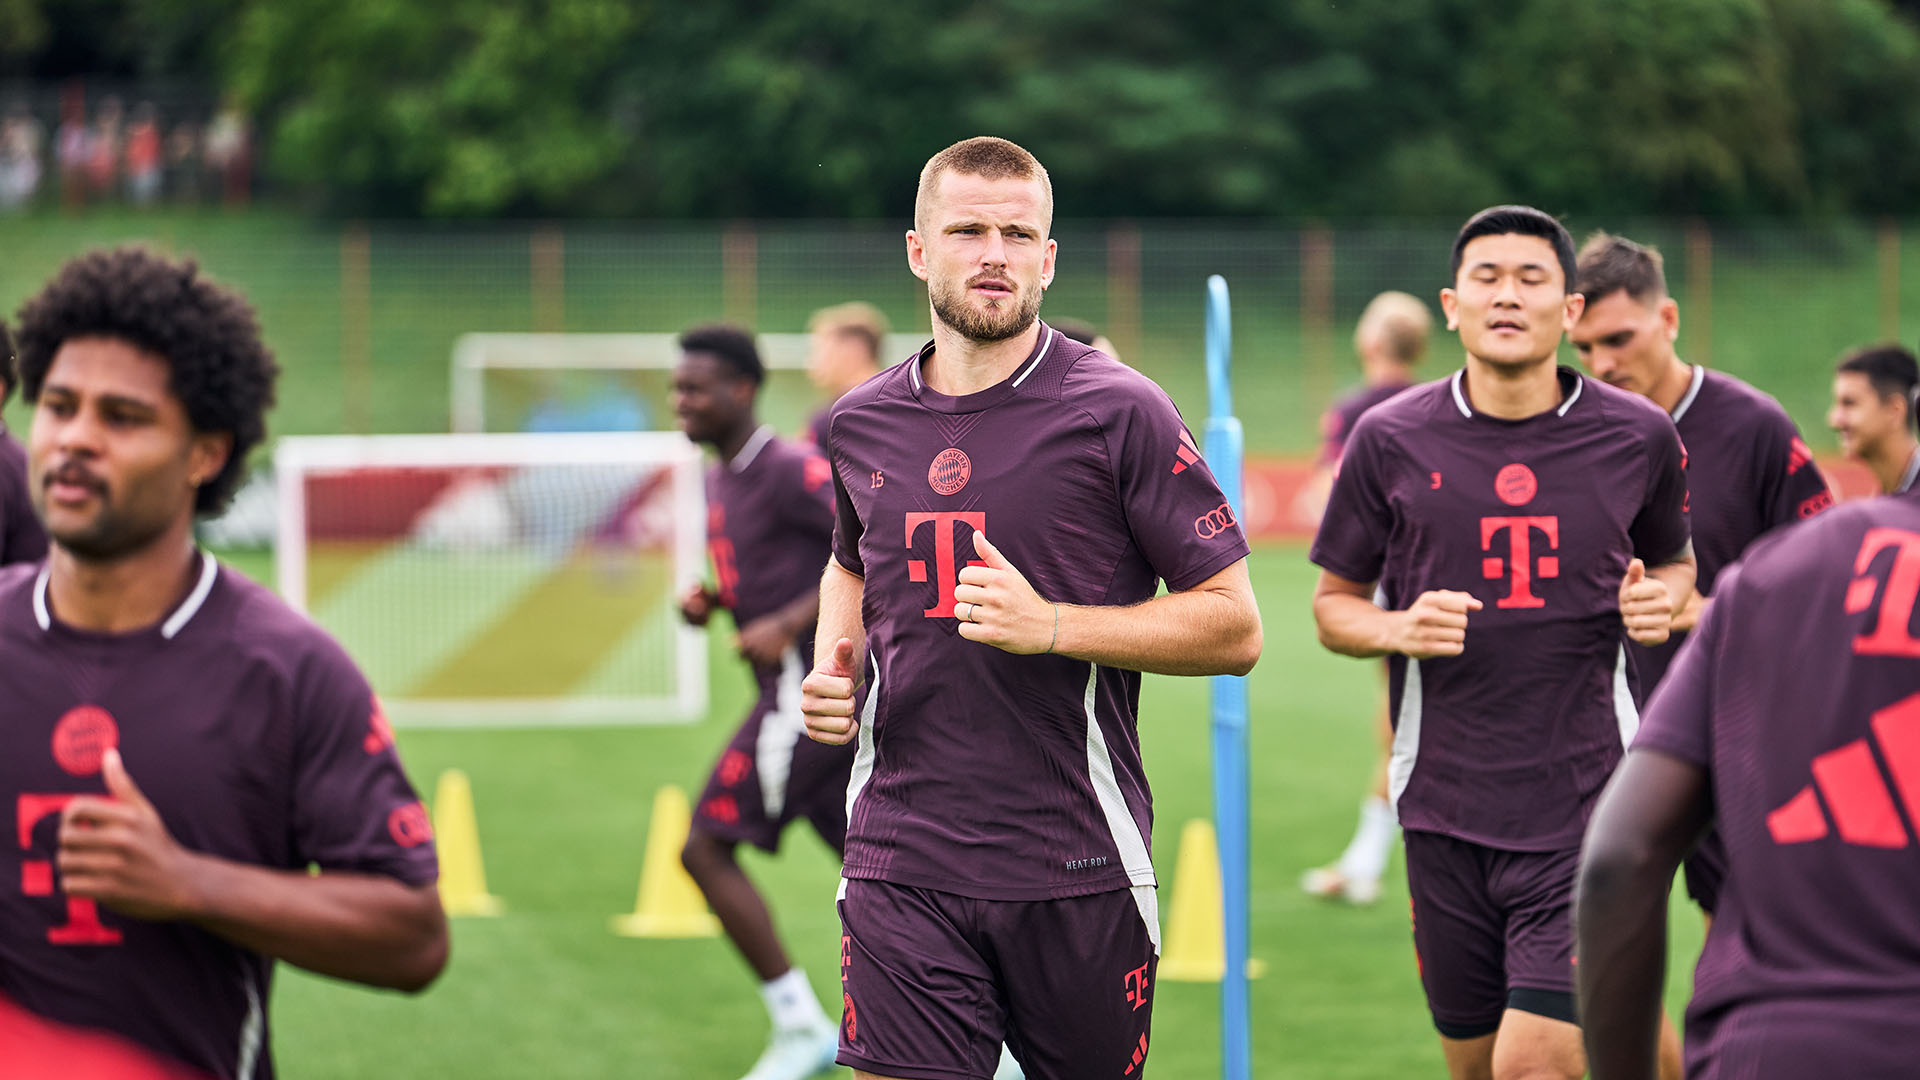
[209,542,1704,1080]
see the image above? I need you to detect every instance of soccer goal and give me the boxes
[275,432,708,728]
[449,331,930,434]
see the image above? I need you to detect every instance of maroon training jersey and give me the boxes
[1634,494,1920,1067]
[707,425,837,696]
[826,323,1250,901]
[806,406,834,451]
[1317,381,1413,468]
[1311,367,1690,850]
[0,553,439,1080]
[1634,366,1833,692]
[0,429,49,566]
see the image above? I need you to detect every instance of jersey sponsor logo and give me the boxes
[1480,515,1559,609]
[928,447,971,495]
[16,793,122,945]
[1845,527,1920,658]
[1800,490,1835,519]
[709,537,740,609]
[905,511,987,618]
[50,706,118,777]
[1170,429,1201,475]
[1123,961,1151,1011]
[387,801,434,848]
[1767,690,1920,849]
[803,454,832,493]
[363,696,396,755]
[1194,502,1237,540]
[1494,463,1537,507]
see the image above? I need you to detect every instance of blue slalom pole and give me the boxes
[1204,274,1251,1080]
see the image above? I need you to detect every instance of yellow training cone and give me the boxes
[434,768,504,917]
[611,785,721,938]
[1157,818,1265,981]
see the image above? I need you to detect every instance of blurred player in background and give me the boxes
[1049,316,1122,362]
[1828,344,1920,495]
[805,302,890,448]
[1297,290,1429,906]
[673,324,853,1080]
[804,136,1262,1080]
[0,247,446,1080]
[0,320,50,565]
[1311,206,1693,1080]
[1577,489,1920,1079]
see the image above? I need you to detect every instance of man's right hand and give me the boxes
[1394,590,1482,659]
[802,638,860,745]
[679,583,717,627]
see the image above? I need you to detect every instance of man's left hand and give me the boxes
[952,531,1056,655]
[735,616,798,667]
[57,749,204,922]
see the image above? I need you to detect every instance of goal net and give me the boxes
[449,331,929,435]
[275,432,708,728]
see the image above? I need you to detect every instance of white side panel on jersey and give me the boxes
[1083,665,1157,890]
[1613,644,1641,747]
[757,647,806,818]
[235,961,264,1080]
[836,650,882,904]
[1387,658,1422,815]
[1130,884,1164,956]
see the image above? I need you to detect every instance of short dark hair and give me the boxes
[1576,232,1668,306]
[14,248,278,516]
[1837,345,1920,423]
[1451,205,1577,293]
[678,324,764,386]
[0,320,15,407]
[1050,318,1100,347]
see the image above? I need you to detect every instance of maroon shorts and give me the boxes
[836,879,1159,1080]
[1404,830,1579,1038]
[692,694,852,854]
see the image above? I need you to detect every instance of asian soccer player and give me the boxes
[1828,344,1920,495]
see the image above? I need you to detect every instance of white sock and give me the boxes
[1335,796,1398,883]
[761,968,830,1032]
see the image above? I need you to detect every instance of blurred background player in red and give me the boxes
[674,324,854,1080]
[804,302,890,449]
[1578,484,1920,1079]
[1297,290,1429,906]
[0,247,446,1080]
[1828,344,1920,495]
[0,319,50,565]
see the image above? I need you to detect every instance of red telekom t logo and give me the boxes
[16,793,122,945]
[1846,527,1920,657]
[1480,515,1559,609]
[906,511,986,618]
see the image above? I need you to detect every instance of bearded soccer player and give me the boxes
[1298,290,1430,907]
[1310,206,1694,1080]
[1828,344,1920,495]
[1578,491,1920,1079]
[801,136,1262,1080]
[672,324,853,1080]
[0,320,51,565]
[804,302,890,449]
[0,248,447,1080]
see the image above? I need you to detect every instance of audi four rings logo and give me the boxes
[1194,503,1237,539]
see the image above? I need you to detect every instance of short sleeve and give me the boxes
[829,418,866,576]
[1106,388,1250,592]
[1631,421,1692,564]
[1759,424,1835,528]
[289,643,439,886]
[1633,565,1735,768]
[1309,417,1394,584]
[1315,406,1347,468]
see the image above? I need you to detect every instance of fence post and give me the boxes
[1881,217,1901,343]
[531,225,566,333]
[723,222,758,328]
[1106,221,1142,362]
[1685,220,1712,367]
[339,224,372,434]
[1301,225,1335,411]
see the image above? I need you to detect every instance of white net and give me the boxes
[274,433,708,728]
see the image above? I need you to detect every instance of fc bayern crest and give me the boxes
[52,705,119,777]
[928,447,971,495]
[1494,463,1538,506]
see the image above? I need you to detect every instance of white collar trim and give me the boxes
[1900,447,1920,494]
[1669,364,1706,423]
[1452,367,1582,419]
[728,425,775,473]
[34,550,218,639]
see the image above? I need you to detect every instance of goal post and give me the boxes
[275,431,709,728]
[450,331,930,434]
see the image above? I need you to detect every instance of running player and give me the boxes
[0,320,50,565]
[1827,344,1920,495]
[1578,490,1920,1079]
[804,302,889,449]
[1298,290,1430,906]
[0,247,446,1080]
[1310,206,1694,1080]
[802,136,1262,1080]
[673,324,853,1080]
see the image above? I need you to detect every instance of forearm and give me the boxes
[1575,848,1672,1080]
[186,855,448,992]
[771,587,822,640]
[1312,591,1401,658]
[1649,558,1696,614]
[814,558,867,671]
[1053,583,1260,677]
